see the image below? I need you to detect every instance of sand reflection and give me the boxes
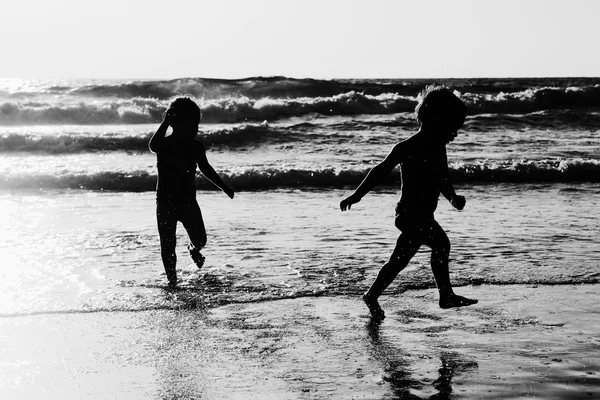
[366,319,478,399]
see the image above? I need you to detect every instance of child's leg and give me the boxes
[421,220,453,296]
[366,233,422,298]
[156,201,178,286]
[422,220,477,309]
[180,199,207,268]
[363,232,421,319]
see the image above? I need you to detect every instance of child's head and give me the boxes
[415,85,466,135]
[168,96,201,138]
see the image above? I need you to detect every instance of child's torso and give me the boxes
[156,138,198,199]
[397,141,446,214]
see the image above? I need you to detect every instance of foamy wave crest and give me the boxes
[3,160,600,191]
[0,124,301,153]
[1,171,157,191]
[227,160,600,187]
[3,83,600,125]
[0,132,152,153]
[0,98,166,125]
[450,159,600,183]
[0,168,371,191]
[199,91,415,123]
[461,85,600,115]
[69,77,420,100]
[0,92,416,125]
[63,77,600,109]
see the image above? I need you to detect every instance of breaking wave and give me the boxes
[2,159,600,191]
[1,76,599,125]
[0,123,311,153]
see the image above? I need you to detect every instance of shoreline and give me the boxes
[1,284,598,399]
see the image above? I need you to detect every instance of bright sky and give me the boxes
[2,0,599,79]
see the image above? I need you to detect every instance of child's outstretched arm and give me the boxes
[149,109,174,153]
[195,141,235,199]
[438,148,465,210]
[340,143,403,211]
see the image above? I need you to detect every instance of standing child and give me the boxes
[340,85,477,319]
[149,97,234,287]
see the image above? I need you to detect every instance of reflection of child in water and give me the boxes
[366,319,478,397]
[340,85,477,319]
[149,97,234,287]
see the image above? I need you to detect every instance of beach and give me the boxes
[1,77,599,398]
[1,284,598,399]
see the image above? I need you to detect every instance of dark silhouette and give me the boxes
[149,97,234,287]
[341,85,477,319]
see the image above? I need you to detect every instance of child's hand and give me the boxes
[451,195,466,210]
[340,195,360,211]
[223,186,235,199]
[162,108,176,126]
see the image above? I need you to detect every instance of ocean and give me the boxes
[1,76,599,317]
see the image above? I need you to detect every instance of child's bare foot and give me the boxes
[188,244,205,269]
[167,279,178,290]
[439,293,478,309]
[363,293,385,320]
[165,269,178,288]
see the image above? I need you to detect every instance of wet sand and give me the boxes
[1,284,598,399]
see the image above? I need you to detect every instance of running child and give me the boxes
[149,97,234,287]
[340,85,477,319]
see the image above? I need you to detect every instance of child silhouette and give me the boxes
[340,85,477,319]
[149,97,234,287]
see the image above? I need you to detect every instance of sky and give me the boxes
[1,0,599,80]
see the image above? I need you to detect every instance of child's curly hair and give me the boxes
[414,85,466,126]
[169,96,201,126]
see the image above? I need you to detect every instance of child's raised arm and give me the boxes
[149,109,175,153]
[340,143,404,211]
[195,141,234,199]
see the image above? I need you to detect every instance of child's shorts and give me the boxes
[394,207,435,238]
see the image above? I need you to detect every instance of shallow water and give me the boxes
[1,184,598,316]
[2,76,599,317]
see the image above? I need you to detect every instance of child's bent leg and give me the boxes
[181,199,207,268]
[423,220,477,309]
[364,233,421,319]
[157,202,178,286]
